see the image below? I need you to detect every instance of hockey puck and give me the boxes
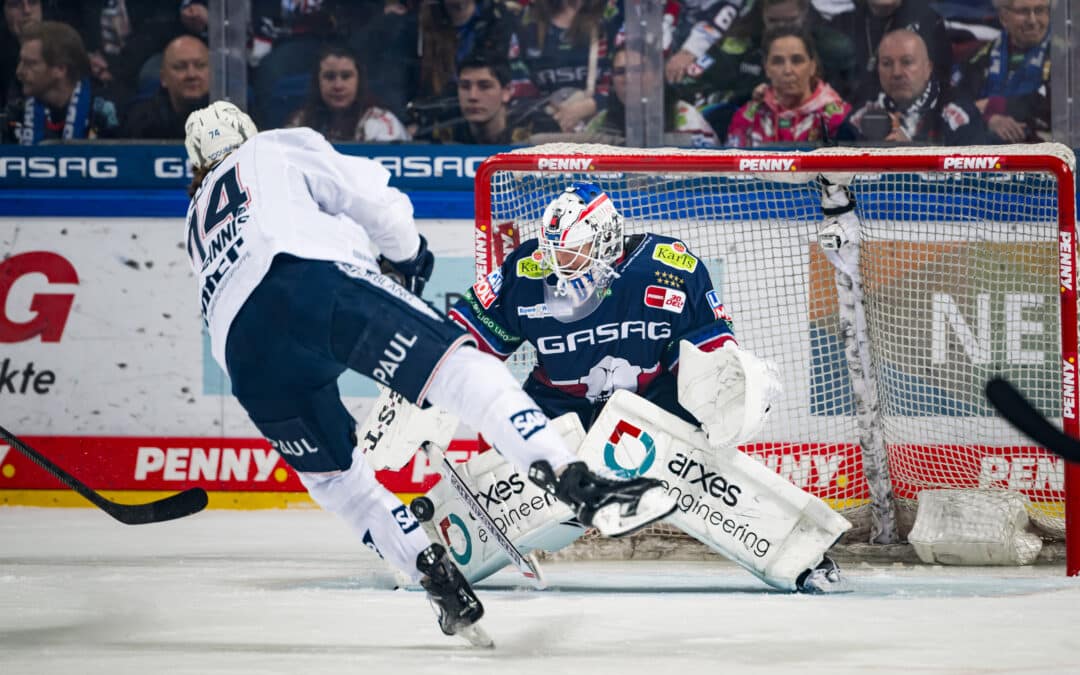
[410,496,435,522]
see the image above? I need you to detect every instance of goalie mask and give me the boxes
[538,182,624,322]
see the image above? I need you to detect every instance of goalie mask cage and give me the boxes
[473,143,1080,575]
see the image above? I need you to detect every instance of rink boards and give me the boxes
[0,216,1064,509]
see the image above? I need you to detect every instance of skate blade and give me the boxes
[456,622,494,648]
[592,488,677,538]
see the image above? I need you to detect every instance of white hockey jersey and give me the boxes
[183,127,421,370]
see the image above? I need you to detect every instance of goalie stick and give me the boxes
[0,424,208,524]
[419,442,547,589]
[985,377,1080,464]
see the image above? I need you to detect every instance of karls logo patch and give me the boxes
[516,255,550,279]
[652,243,698,272]
[510,408,546,440]
[603,419,657,478]
[439,513,473,565]
[941,156,1002,170]
[738,157,797,172]
[706,290,732,321]
[644,285,686,313]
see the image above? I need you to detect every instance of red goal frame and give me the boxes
[473,148,1079,575]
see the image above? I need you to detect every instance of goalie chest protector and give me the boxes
[450,235,736,404]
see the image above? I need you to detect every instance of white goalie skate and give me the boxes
[795,556,849,594]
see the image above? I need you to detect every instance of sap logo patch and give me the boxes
[510,408,547,440]
[652,243,698,272]
[706,290,732,321]
[643,285,686,313]
[391,503,420,534]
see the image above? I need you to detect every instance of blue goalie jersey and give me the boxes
[449,234,737,429]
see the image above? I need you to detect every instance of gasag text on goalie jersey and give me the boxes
[449,234,736,404]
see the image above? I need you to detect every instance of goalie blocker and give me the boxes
[422,390,851,590]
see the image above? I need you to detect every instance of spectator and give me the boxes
[508,0,617,133]
[418,0,515,99]
[725,26,849,147]
[2,0,44,109]
[4,20,119,143]
[285,43,410,142]
[179,0,207,39]
[586,44,718,147]
[671,0,855,137]
[838,29,986,144]
[831,0,951,106]
[426,56,532,144]
[121,34,208,139]
[71,1,182,105]
[953,0,1050,143]
[664,0,756,84]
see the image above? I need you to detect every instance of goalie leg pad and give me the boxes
[582,390,851,591]
[416,413,587,583]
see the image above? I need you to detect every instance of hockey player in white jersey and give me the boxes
[181,102,677,645]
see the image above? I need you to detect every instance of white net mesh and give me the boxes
[476,143,1076,555]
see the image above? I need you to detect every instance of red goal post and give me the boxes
[472,143,1079,574]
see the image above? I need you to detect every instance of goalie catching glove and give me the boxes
[677,340,782,450]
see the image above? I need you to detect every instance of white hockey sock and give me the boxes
[425,346,578,472]
[299,455,430,583]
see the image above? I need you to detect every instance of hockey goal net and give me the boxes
[473,143,1079,573]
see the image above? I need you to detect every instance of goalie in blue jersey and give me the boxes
[451,181,753,438]
[418,181,849,593]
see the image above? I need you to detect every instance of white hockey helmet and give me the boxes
[538,182,624,287]
[184,101,258,170]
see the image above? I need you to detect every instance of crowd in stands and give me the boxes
[0,0,1056,148]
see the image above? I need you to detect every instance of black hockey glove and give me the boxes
[380,235,435,297]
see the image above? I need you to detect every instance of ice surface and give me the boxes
[2,507,1079,675]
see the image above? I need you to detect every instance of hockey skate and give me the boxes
[417,544,493,648]
[795,555,848,594]
[529,460,677,538]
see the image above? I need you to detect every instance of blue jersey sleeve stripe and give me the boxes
[447,307,516,358]
[665,322,737,371]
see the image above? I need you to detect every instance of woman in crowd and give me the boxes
[286,43,410,142]
[726,26,849,147]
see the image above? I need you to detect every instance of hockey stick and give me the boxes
[421,442,547,589]
[0,424,209,524]
[985,377,1080,464]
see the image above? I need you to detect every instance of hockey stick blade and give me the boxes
[985,377,1080,464]
[425,443,547,589]
[0,424,209,524]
